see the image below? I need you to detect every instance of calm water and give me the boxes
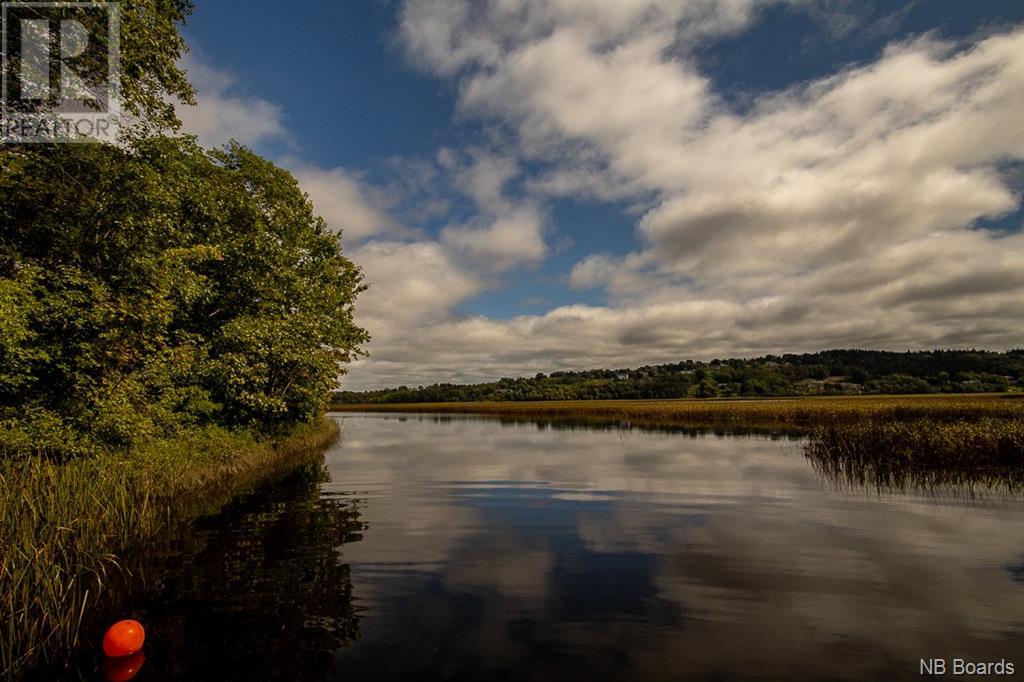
[77,413,1023,681]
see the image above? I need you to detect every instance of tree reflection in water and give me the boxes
[104,461,365,681]
[59,415,1021,681]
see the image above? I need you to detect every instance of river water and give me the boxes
[80,413,1023,681]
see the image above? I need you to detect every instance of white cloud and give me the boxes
[442,208,547,271]
[175,54,289,149]
[344,239,491,388]
[351,240,483,328]
[436,149,550,271]
[288,163,399,243]
[631,31,1024,281]
[335,2,1024,390]
[437,147,519,211]
[459,28,712,178]
[399,0,764,78]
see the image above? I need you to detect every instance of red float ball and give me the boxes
[102,619,145,658]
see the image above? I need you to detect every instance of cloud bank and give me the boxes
[333,1,1020,390]
[181,3,1024,390]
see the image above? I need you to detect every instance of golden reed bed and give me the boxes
[331,393,1022,428]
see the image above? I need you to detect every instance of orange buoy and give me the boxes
[102,619,145,658]
[102,651,145,681]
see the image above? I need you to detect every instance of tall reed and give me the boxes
[331,394,1023,428]
[0,419,339,679]
[804,417,1024,493]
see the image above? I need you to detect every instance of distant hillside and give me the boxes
[335,349,1024,403]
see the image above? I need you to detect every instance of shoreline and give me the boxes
[330,393,1022,429]
[332,396,1023,495]
[1,417,340,679]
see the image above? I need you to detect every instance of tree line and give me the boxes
[333,349,1024,403]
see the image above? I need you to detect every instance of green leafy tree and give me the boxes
[696,377,719,398]
[3,0,195,130]
[1,137,368,456]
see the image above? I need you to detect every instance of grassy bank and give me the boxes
[0,418,339,678]
[331,394,1022,428]
[805,417,1024,493]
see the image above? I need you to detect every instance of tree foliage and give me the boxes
[119,0,197,128]
[1,138,368,457]
[2,0,196,131]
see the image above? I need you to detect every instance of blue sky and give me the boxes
[175,1,1024,389]
[181,0,640,315]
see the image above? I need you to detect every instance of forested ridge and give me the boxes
[334,349,1024,403]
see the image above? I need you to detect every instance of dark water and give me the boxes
[76,413,1023,681]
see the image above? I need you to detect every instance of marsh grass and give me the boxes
[334,395,1023,495]
[805,417,1024,494]
[331,394,1022,428]
[0,419,339,679]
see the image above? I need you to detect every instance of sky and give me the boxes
[175,0,1024,390]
